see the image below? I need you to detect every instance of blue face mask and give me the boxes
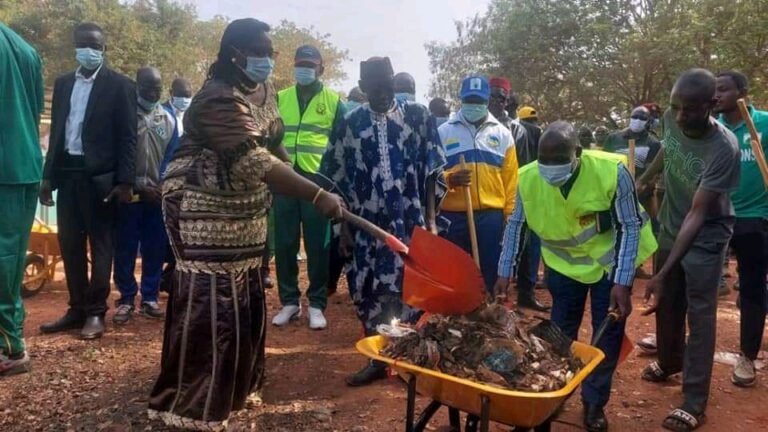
[138,95,159,112]
[345,101,361,112]
[435,116,449,127]
[395,92,416,103]
[294,67,317,86]
[171,96,191,111]
[538,160,576,186]
[244,56,274,83]
[75,48,103,70]
[461,103,488,123]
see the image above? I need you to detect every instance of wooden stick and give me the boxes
[737,99,768,189]
[627,138,636,179]
[460,155,481,268]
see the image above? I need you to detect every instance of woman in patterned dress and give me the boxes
[147,19,343,431]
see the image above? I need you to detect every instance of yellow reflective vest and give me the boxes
[518,150,658,284]
[278,85,340,173]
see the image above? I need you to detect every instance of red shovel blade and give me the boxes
[402,227,485,315]
[619,332,634,364]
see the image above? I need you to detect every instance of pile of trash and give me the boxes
[379,304,583,392]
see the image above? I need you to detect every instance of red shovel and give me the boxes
[341,209,486,315]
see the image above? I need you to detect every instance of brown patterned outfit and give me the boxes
[148,79,280,431]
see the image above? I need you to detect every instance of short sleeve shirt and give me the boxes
[657,109,741,248]
[718,107,768,219]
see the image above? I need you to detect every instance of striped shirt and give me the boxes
[498,164,642,286]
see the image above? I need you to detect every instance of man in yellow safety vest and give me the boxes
[495,121,657,432]
[274,45,345,330]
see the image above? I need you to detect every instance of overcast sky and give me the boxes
[185,0,490,102]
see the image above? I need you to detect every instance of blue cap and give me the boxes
[459,75,490,101]
[295,45,322,65]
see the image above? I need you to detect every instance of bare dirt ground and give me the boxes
[2,260,767,431]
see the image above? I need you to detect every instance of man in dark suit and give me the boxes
[39,22,136,340]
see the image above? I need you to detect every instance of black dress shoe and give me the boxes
[80,316,105,340]
[40,311,85,334]
[260,267,274,289]
[518,295,551,312]
[345,361,388,387]
[583,403,608,432]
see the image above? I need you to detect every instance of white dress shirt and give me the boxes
[174,107,185,137]
[64,65,102,155]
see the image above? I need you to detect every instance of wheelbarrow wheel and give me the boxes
[21,254,47,298]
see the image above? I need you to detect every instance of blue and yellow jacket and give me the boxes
[438,112,518,216]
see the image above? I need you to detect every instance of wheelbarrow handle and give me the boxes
[341,209,409,254]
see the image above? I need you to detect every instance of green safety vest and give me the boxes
[518,150,658,284]
[278,85,340,173]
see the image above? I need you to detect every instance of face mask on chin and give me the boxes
[138,95,159,112]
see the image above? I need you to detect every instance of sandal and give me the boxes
[641,361,674,382]
[662,408,705,431]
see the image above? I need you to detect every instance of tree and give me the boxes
[427,0,768,126]
[3,0,349,94]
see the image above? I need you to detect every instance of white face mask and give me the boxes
[629,118,648,133]
[538,160,576,186]
[171,96,191,111]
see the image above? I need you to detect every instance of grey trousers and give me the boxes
[655,241,728,415]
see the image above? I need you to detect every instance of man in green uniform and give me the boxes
[714,70,768,388]
[273,45,345,330]
[0,23,44,376]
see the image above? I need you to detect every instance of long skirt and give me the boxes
[148,267,266,431]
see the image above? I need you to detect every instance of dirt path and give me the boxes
[2,262,766,431]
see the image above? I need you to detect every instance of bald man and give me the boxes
[639,69,740,431]
[112,67,179,326]
[497,121,656,431]
[394,71,416,103]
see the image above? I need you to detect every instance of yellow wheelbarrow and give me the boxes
[22,218,61,298]
[357,335,605,432]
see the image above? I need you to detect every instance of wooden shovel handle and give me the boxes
[627,138,636,179]
[460,156,481,268]
[341,209,409,254]
[737,99,768,189]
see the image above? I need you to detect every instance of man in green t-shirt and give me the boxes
[713,70,768,388]
[0,23,44,377]
[639,69,740,431]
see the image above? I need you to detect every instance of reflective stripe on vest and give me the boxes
[540,211,650,249]
[278,85,340,173]
[518,151,658,284]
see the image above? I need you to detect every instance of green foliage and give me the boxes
[3,0,348,93]
[428,0,768,125]
[270,20,349,91]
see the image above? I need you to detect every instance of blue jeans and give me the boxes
[517,228,542,295]
[113,201,168,305]
[547,269,624,406]
[442,210,504,291]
